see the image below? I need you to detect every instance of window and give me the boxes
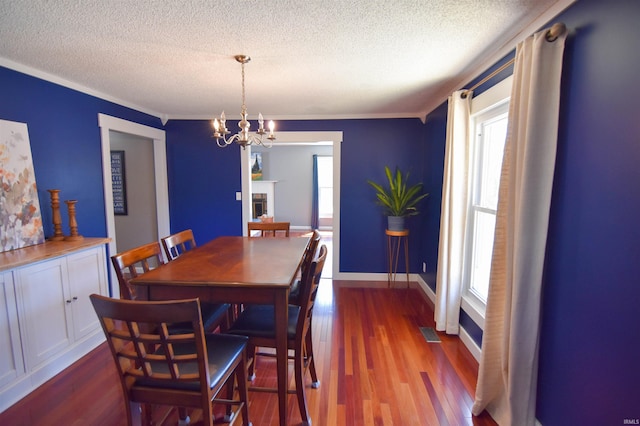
[316,156,333,218]
[462,76,511,317]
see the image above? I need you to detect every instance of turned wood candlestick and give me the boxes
[64,200,84,241]
[47,189,65,241]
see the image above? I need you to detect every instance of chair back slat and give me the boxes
[247,221,290,237]
[162,229,197,261]
[111,241,165,300]
[90,295,209,387]
[297,245,328,337]
[90,294,250,426]
[300,230,321,276]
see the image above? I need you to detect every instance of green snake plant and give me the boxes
[367,166,429,217]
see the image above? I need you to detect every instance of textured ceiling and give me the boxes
[0,1,570,121]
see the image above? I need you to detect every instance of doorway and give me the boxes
[239,131,343,278]
[98,114,170,297]
[109,131,158,253]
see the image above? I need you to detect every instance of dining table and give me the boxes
[129,235,311,426]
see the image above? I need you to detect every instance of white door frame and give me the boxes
[240,131,343,278]
[98,113,170,297]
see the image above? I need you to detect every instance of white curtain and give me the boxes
[434,90,471,334]
[472,26,567,425]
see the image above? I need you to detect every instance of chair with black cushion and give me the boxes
[161,229,197,261]
[111,241,230,333]
[247,221,290,237]
[246,229,320,374]
[228,245,328,425]
[162,229,238,325]
[90,294,250,426]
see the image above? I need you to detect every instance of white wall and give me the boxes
[253,144,333,228]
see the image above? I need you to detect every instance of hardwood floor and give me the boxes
[0,279,496,426]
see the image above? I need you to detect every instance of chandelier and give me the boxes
[212,55,275,149]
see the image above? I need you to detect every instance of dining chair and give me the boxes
[288,229,321,305]
[161,229,238,324]
[111,241,230,333]
[90,294,250,426]
[247,221,290,237]
[161,229,197,261]
[227,244,328,425]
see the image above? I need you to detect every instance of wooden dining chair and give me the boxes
[247,221,290,237]
[288,229,321,305]
[162,229,239,324]
[161,229,197,261]
[111,241,230,333]
[90,294,250,426]
[227,245,328,425]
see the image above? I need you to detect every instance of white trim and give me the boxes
[416,274,436,304]
[460,325,482,362]
[470,75,513,116]
[1,58,164,119]
[97,113,169,297]
[416,275,482,362]
[461,295,486,330]
[0,57,422,121]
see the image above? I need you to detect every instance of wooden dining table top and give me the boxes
[129,235,310,289]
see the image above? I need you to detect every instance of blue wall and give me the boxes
[0,67,162,239]
[164,119,244,242]
[165,117,430,273]
[420,0,640,423]
[1,0,638,422]
[536,0,640,423]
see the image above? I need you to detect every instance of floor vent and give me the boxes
[419,327,441,343]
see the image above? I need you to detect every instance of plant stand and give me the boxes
[386,229,409,288]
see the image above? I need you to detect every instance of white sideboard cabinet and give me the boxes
[0,238,109,413]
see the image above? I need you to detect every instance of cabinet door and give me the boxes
[15,258,72,370]
[66,247,107,340]
[0,272,25,388]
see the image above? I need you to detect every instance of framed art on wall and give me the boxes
[110,150,127,215]
[251,152,263,180]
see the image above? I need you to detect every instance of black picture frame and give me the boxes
[110,150,128,215]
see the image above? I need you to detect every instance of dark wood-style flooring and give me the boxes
[0,279,496,425]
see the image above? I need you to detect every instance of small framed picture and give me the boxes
[110,150,128,215]
[251,152,263,180]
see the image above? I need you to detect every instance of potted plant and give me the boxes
[367,166,429,231]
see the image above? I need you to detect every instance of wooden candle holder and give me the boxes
[47,189,65,241]
[64,200,83,241]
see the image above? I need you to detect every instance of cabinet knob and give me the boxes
[72,296,78,301]
[66,300,72,304]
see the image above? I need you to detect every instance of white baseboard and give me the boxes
[415,274,436,303]
[415,275,482,362]
[332,274,484,363]
[459,326,482,362]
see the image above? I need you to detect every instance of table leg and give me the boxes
[274,289,288,426]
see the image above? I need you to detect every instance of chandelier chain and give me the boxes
[240,60,246,112]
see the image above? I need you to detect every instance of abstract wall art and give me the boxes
[0,119,45,252]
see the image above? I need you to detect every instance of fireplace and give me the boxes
[251,180,277,219]
[252,193,267,219]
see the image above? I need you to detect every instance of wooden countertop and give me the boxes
[0,237,110,272]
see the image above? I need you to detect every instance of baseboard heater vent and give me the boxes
[419,327,441,343]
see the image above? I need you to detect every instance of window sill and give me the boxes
[461,295,486,330]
